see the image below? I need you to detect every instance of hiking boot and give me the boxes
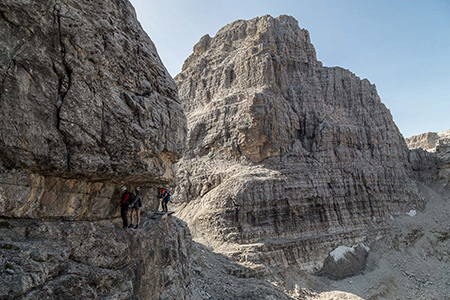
[135,224,139,229]
[123,226,128,229]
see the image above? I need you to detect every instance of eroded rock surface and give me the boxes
[0,214,191,300]
[408,148,439,185]
[0,1,191,299]
[186,183,450,300]
[407,130,450,188]
[174,15,422,272]
[0,0,187,219]
[406,130,450,152]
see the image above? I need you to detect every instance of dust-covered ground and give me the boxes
[186,183,450,300]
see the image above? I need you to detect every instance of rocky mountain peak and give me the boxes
[179,15,317,97]
[188,14,315,59]
[177,15,404,164]
[2,5,449,298]
[175,14,422,272]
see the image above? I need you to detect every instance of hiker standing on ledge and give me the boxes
[130,187,143,229]
[119,186,130,229]
[159,188,170,212]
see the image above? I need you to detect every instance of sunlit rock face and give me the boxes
[407,130,450,188]
[0,1,192,299]
[174,15,422,271]
[0,0,187,219]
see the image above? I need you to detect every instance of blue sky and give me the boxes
[129,0,449,138]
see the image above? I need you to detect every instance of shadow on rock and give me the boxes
[0,212,190,300]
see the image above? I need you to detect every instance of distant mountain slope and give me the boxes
[407,129,450,188]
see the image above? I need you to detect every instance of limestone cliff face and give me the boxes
[0,1,191,298]
[407,130,450,188]
[0,0,187,219]
[174,15,422,271]
[406,132,440,151]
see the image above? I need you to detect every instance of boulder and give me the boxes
[319,244,369,280]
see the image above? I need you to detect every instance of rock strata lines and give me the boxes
[174,15,422,271]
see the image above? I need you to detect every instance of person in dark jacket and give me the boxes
[119,186,130,229]
[130,187,143,228]
[159,189,170,212]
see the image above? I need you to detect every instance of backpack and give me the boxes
[126,192,137,206]
[160,191,170,202]
[135,194,143,207]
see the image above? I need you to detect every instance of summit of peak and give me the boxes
[180,14,317,72]
[214,14,302,40]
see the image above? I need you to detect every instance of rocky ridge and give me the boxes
[406,129,450,152]
[174,15,423,273]
[407,130,450,188]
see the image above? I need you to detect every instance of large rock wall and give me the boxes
[0,0,187,219]
[407,130,450,188]
[0,1,192,298]
[406,132,440,151]
[174,15,422,271]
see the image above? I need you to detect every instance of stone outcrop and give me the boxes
[406,130,450,152]
[0,1,192,299]
[0,0,187,219]
[407,148,439,184]
[406,132,440,151]
[174,15,422,272]
[0,214,191,300]
[407,130,450,188]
